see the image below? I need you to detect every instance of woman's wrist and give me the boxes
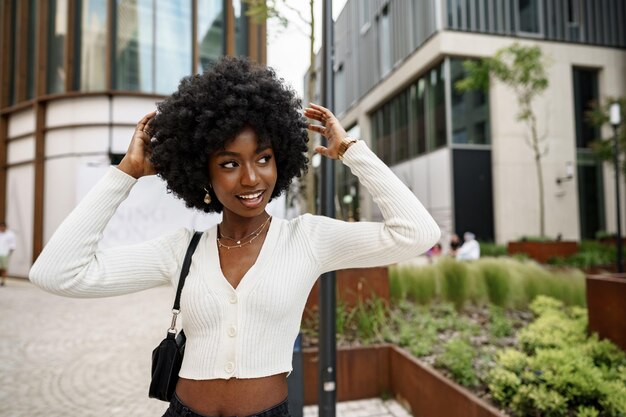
[337,138,358,160]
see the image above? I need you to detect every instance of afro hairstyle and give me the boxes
[148,56,309,213]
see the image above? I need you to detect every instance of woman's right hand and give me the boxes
[118,111,157,179]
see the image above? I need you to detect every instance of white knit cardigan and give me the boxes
[30,141,440,379]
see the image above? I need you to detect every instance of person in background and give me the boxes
[426,243,442,263]
[0,221,16,286]
[449,233,462,257]
[456,232,480,261]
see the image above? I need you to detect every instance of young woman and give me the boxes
[30,57,440,417]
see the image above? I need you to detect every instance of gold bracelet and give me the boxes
[337,138,358,160]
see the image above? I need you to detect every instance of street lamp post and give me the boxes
[610,103,623,273]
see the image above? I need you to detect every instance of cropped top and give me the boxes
[29,141,440,379]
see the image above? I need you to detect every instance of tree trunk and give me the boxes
[301,0,317,214]
[529,110,546,237]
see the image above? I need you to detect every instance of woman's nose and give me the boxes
[241,164,259,186]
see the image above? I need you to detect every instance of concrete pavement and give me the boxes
[0,278,410,417]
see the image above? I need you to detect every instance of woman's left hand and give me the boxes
[305,103,348,160]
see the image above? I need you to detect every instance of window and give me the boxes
[113,0,192,94]
[451,58,490,145]
[233,0,248,56]
[518,0,541,33]
[378,5,391,77]
[428,64,447,149]
[413,78,427,155]
[26,0,37,99]
[198,0,224,72]
[566,0,581,41]
[75,0,107,91]
[335,64,346,115]
[155,0,192,94]
[47,0,68,94]
[392,91,409,162]
[573,68,599,149]
[114,0,154,91]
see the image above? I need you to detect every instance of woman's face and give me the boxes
[208,127,277,219]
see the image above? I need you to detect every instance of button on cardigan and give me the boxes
[29,141,441,379]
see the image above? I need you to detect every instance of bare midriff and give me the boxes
[175,373,288,417]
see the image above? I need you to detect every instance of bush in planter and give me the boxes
[548,240,615,269]
[439,258,470,310]
[487,296,626,417]
[435,338,479,388]
[480,241,508,257]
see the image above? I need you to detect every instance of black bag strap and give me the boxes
[168,231,203,333]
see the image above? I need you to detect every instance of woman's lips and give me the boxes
[237,191,265,208]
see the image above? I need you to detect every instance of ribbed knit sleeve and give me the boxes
[301,141,440,273]
[29,167,192,298]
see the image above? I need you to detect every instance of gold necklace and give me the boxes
[217,216,272,250]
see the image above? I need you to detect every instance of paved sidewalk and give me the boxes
[0,278,410,417]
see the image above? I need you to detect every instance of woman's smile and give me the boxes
[208,126,277,220]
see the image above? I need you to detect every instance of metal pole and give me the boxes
[318,1,336,417]
[614,124,623,273]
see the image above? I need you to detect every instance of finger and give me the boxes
[315,145,329,156]
[304,109,325,122]
[307,124,327,135]
[309,103,334,119]
[136,111,156,133]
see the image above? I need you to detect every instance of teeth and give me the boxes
[238,191,262,200]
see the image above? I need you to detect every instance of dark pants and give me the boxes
[162,394,291,417]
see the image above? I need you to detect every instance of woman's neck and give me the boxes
[219,211,271,241]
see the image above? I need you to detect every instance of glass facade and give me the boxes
[198,0,224,72]
[114,0,155,92]
[450,58,490,145]
[233,0,247,56]
[371,61,464,165]
[47,0,68,94]
[1,0,250,103]
[26,0,37,99]
[75,0,107,91]
[155,0,192,93]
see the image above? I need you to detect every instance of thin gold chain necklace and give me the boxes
[217,216,272,250]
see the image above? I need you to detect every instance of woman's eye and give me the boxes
[220,161,238,169]
[259,155,272,164]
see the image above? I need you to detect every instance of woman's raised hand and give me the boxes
[304,103,348,160]
[118,111,157,179]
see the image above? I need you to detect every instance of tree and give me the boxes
[456,43,550,237]
[246,0,318,215]
[587,97,626,175]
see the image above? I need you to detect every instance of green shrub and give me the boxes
[489,306,513,338]
[487,296,626,417]
[405,266,437,304]
[388,266,404,302]
[576,406,600,417]
[439,258,469,310]
[480,241,508,257]
[435,338,479,387]
[480,260,510,307]
[392,258,585,310]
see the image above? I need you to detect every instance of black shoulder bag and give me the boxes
[149,231,203,402]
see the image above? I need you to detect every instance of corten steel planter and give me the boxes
[301,345,391,405]
[389,347,506,417]
[303,267,389,321]
[507,241,578,263]
[586,274,626,351]
[301,345,507,417]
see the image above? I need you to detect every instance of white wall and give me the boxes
[6,165,34,277]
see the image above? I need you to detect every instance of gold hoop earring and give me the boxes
[204,187,212,204]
